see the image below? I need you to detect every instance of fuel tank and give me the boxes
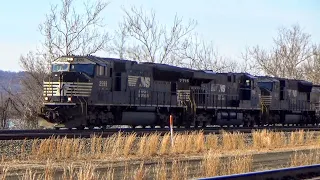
[215,111,243,126]
[120,111,157,126]
[284,114,301,124]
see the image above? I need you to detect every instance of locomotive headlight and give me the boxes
[44,97,49,101]
[67,97,72,102]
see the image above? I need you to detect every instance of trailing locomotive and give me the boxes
[38,55,319,129]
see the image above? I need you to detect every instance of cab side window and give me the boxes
[96,65,105,76]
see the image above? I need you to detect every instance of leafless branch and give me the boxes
[180,34,236,72]
[247,24,313,79]
[39,0,110,60]
[110,6,197,66]
[302,45,320,84]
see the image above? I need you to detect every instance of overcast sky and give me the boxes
[1,0,319,71]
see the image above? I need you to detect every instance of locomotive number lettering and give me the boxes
[179,78,189,83]
[73,58,86,62]
[138,89,149,98]
[99,81,108,87]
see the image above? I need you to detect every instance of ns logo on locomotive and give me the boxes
[38,55,320,129]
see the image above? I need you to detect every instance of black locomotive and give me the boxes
[39,55,319,129]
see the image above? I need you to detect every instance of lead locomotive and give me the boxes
[39,55,319,129]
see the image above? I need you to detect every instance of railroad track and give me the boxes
[2,126,320,140]
[199,164,320,180]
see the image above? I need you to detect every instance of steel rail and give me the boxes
[198,164,320,180]
[1,126,320,140]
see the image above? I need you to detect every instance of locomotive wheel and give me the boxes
[185,122,191,129]
[249,121,255,127]
[202,121,207,128]
[194,121,199,128]
[76,125,85,130]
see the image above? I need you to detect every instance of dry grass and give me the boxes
[133,162,147,180]
[123,133,137,157]
[0,150,253,179]
[1,129,320,179]
[252,130,287,149]
[137,134,147,156]
[77,163,98,180]
[1,166,8,180]
[222,131,246,150]
[220,154,253,176]
[206,134,218,151]
[290,149,320,167]
[159,133,171,155]
[17,162,105,180]
[202,150,220,177]
[2,129,320,163]
[145,133,160,156]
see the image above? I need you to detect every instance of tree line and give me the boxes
[2,0,320,128]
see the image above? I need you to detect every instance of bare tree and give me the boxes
[109,23,128,59]
[180,34,237,72]
[239,48,265,75]
[40,0,110,59]
[0,93,10,129]
[110,6,237,72]
[0,80,24,129]
[247,24,313,79]
[15,0,110,128]
[303,45,320,84]
[110,6,197,66]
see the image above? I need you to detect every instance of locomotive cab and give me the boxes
[43,56,97,104]
[40,56,110,129]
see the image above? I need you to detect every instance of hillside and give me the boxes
[0,70,24,93]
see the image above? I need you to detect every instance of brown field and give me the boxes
[1,151,253,180]
[290,148,320,167]
[1,129,320,179]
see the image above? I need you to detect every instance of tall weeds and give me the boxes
[290,149,320,167]
[222,131,245,150]
[2,129,320,179]
[202,150,220,177]
[252,130,286,149]
[2,130,320,163]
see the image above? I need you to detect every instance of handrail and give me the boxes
[198,164,320,180]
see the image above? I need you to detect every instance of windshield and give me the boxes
[258,82,273,91]
[70,64,95,76]
[52,64,69,72]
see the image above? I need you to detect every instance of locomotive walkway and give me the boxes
[2,126,320,140]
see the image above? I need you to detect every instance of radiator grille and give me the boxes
[43,82,93,97]
[260,95,272,106]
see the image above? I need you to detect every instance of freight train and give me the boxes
[38,55,320,129]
